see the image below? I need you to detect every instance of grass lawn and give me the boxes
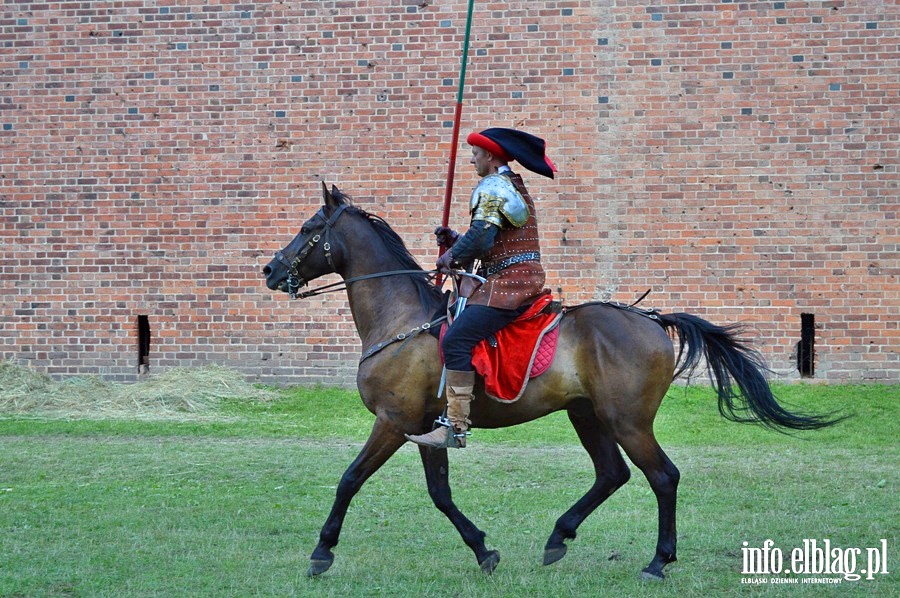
[0,382,897,597]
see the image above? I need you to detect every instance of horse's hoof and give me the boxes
[307,558,334,577]
[640,567,665,582]
[479,550,500,574]
[543,545,568,566]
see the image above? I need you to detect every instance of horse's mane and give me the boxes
[332,190,444,312]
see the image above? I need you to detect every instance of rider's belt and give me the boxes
[479,252,541,278]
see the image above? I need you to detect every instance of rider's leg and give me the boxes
[406,369,475,448]
[406,305,523,449]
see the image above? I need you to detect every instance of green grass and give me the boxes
[0,384,897,597]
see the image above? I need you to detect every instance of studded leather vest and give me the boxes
[469,171,545,309]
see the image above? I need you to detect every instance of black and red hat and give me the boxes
[466,127,558,179]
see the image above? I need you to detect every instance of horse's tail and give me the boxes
[656,312,844,432]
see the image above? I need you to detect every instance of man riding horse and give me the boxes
[406,127,557,449]
[264,130,839,577]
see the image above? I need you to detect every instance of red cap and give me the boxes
[466,132,512,161]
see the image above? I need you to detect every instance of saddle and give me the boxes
[441,291,563,402]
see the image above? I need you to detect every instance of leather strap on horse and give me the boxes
[359,314,448,363]
[358,270,481,363]
[564,294,660,321]
[630,288,652,307]
[272,203,350,298]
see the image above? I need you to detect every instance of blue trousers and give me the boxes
[442,304,528,371]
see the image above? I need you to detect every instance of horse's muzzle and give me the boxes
[263,263,286,292]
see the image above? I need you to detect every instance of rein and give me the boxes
[291,269,439,300]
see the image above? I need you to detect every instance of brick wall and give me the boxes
[1,1,896,384]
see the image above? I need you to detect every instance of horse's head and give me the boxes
[263,182,351,297]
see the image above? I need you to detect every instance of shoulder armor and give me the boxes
[469,174,530,228]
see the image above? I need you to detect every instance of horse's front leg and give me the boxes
[418,446,500,574]
[308,416,406,576]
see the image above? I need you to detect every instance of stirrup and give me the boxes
[435,416,471,449]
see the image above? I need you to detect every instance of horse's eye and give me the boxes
[300,227,310,235]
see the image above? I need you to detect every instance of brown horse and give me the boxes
[263,183,838,580]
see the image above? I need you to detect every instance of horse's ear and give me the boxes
[322,182,345,209]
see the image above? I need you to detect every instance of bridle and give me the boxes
[272,203,348,299]
[272,203,438,300]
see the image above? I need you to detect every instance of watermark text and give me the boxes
[741,539,889,582]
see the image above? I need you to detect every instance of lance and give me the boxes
[435,0,477,400]
[436,0,476,286]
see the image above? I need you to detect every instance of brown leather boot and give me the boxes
[445,369,474,446]
[406,369,475,449]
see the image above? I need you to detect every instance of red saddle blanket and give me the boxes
[441,292,563,402]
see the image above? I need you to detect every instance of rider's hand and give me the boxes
[435,250,454,274]
[434,226,459,248]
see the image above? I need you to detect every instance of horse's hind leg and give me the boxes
[544,402,632,565]
[308,417,407,576]
[418,446,500,574]
[616,429,680,580]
